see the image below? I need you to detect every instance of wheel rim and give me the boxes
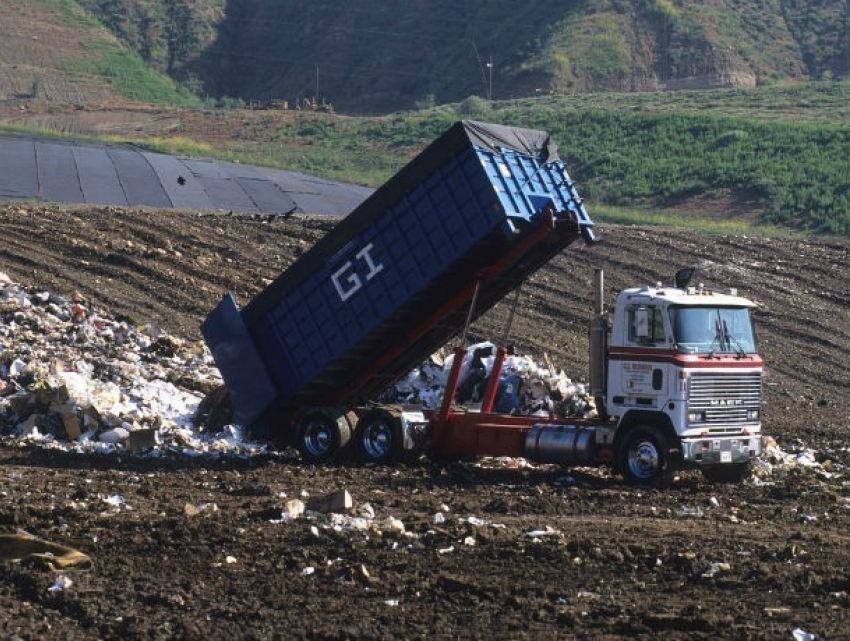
[362,420,393,460]
[303,420,334,458]
[627,439,661,480]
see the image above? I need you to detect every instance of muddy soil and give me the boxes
[0,202,849,639]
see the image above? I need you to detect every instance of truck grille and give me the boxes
[688,371,762,426]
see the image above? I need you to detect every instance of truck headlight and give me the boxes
[688,412,705,424]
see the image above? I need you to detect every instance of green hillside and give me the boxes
[76,0,849,113]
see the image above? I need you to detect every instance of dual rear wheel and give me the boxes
[295,407,403,465]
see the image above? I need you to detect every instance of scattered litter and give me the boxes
[384,599,400,607]
[701,562,731,578]
[676,506,705,519]
[433,512,446,524]
[225,555,237,564]
[463,536,476,546]
[792,629,817,641]
[48,574,73,593]
[328,514,372,532]
[284,499,306,519]
[437,546,454,555]
[357,503,376,519]
[0,533,92,571]
[101,495,126,509]
[525,526,560,538]
[380,516,406,535]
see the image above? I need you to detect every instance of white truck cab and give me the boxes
[591,273,763,484]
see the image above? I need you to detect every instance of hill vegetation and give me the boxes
[73,0,850,113]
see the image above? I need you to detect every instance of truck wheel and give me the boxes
[702,462,751,484]
[296,408,351,464]
[355,409,403,464]
[618,426,677,487]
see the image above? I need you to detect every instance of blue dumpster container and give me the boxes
[202,120,595,430]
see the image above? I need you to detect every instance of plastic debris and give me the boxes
[48,574,73,593]
[357,503,376,519]
[102,495,126,509]
[701,562,731,578]
[676,506,705,519]
[284,499,306,519]
[380,516,406,535]
[792,629,817,641]
[388,341,597,418]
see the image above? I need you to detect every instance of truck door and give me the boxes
[621,305,668,398]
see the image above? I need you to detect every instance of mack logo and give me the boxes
[709,399,744,407]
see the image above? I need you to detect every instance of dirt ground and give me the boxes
[0,201,849,639]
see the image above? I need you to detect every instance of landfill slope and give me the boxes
[0,201,849,639]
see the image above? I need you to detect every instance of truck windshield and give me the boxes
[669,306,757,354]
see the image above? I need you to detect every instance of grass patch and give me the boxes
[61,41,200,107]
[35,0,102,29]
[129,136,216,158]
[591,204,800,238]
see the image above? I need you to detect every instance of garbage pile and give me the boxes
[753,435,849,482]
[0,272,266,457]
[388,341,598,419]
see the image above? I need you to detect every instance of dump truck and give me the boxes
[202,120,763,485]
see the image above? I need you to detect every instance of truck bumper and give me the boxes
[680,434,761,467]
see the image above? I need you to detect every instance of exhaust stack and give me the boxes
[588,268,607,402]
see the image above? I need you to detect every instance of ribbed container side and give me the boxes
[250,146,503,403]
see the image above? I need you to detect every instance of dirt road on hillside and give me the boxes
[0,202,848,639]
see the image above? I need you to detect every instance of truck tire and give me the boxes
[355,409,403,464]
[618,426,678,487]
[296,408,352,464]
[702,462,751,484]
